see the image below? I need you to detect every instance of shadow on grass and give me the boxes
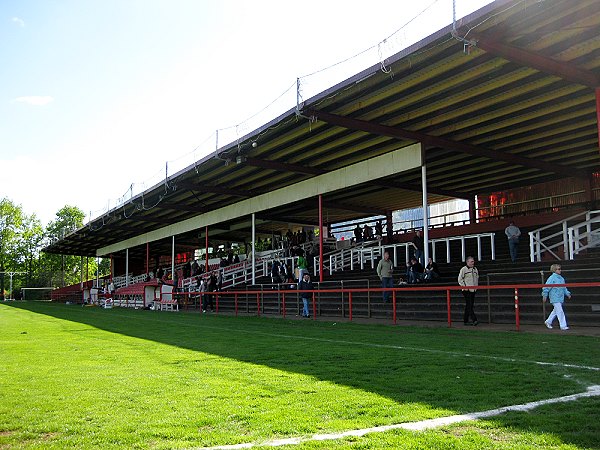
[4,302,600,448]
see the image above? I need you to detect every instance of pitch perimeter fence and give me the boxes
[167,282,600,330]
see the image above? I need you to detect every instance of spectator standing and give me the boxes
[375,220,384,238]
[411,230,425,265]
[297,253,308,280]
[191,260,199,277]
[298,273,313,317]
[173,270,180,292]
[376,251,394,302]
[271,260,282,284]
[354,224,362,243]
[505,221,522,263]
[542,264,571,330]
[458,256,479,326]
[363,224,372,241]
[202,272,217,312]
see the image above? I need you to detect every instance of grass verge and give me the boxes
[1,302,599,449]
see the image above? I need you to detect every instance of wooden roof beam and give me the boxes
[304,108,589,179]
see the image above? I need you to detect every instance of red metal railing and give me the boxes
[170,282,600,331]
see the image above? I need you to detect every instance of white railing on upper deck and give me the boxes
[529,210,600,262]
[314,232,496,274]
[567,210,600,260]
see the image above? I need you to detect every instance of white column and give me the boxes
[251,213,256,285]
[171,236,175,283]
[125,248,129,286]
[421,162,430,264]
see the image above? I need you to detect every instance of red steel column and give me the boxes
[282,292,286,318]
[447,289,452,327]
[514,288,521,332]
[392,290,397,324]
[146,242,149,275]
[348,292,353,322]
[596,88,600,149]
[319,194,324,282]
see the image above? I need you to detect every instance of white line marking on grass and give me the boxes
[197,385,600,449]
[99,311,600,372]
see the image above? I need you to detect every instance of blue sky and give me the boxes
[1,0,491,225]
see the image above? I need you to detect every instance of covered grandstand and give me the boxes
[44,0,600,306]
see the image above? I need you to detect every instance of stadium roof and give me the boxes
[45,0,600,259]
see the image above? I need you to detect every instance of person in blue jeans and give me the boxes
[376,251,394,302]
[505,221,521,263]
[298,272,313,317]
[542,264,571,331]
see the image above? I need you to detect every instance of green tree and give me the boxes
[0,198,24,299]
[42,205,86,287]
[15,213,45,288]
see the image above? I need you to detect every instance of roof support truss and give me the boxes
[304,108,589,179]
[472,34,600,88]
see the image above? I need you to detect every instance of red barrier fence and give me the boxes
[168,282,600,331]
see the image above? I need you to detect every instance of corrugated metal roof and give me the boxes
[46,0,600,259]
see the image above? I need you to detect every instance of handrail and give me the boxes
[567,211,600,259]
[172,281,600,331]
[529,211,600,262]
[315,232,496,274]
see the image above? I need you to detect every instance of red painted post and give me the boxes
[447,289,452,327]
[282,292,286,318]
[392,290,397,324]
[256,292,260,317]
[146,242,149,276]
[235,293,238,316]
[349,291,353,321]
[514,288,520,331]
[596,88,600,148]
[312,293,316,320]
[215,293,219,314]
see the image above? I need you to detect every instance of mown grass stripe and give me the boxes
[198,385,600,449]
[105,310,600,372]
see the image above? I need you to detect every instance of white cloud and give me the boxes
[12,96,54,106]
[11,17,25,27]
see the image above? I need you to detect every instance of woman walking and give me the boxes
[542,264,571,331]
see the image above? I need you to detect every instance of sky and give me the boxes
[1,0,493,226]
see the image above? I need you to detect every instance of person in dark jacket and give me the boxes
[298,273,314,317]
[407,257,424,284]
[424,257,440,281]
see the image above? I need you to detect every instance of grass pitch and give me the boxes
[1,302,599,449]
